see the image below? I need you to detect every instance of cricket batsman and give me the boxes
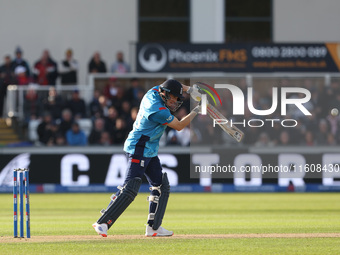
[93,79,201,237]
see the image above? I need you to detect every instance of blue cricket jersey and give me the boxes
[123,86,175,157]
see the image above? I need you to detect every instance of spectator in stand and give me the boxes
[0,55,16,117]
[304,130,315,146]
[103,77,119,100]
[42,87,64,120]
[167,127,190,146]
[65,90,87,119]
[278,130,291,146]
[112,118,128,144]
[88,118,106,145]
[37,112,53,144]
[310,89,322,119]
[242,126,260,145]
[190,122,203,145]
[110,51,130,73]
[98,94,111,117]
[166,130,180,146]
[99,131,112,146]
[302,113,318,134]
[111,85,126,113]
[0,55,15,85]
[88,52,107,73]
[120,101,132,120]
[326,110,340,136]
[60,48,78,85]
[89,89,103,119]
[55,133,67,146]
[126,78,145,107]
[288,120,305,145]
[103,78,126,112]
[104,106,118,134]
[58,109,73,136]
[14,66,31,85]
[23,85,43,124]
[33,50,58,85]
[11,47,30,77]
[66,122,87,146]
[315,119,329,145]
[166,108,191,146]
[135,89,145,108]
[267,121,283,145]
[45,122,59,146]
[326,133,336,146]
[37,113,59,146]
[254,132,272,147]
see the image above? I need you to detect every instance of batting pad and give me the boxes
[152,173,170,230]
[97,177,142,227]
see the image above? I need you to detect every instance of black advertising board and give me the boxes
[1,151,340,188]
[136,43,340,73]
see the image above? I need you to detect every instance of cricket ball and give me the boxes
[331,108,339,116]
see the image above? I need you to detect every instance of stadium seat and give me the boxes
[78,118,92,137]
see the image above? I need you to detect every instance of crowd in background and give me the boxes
[0,47,130,118]
[0,47,130,87]
[25,78,193,147]
[1,47,340,147]
[22,78,145,146]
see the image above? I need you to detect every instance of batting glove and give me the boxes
[192,102,202,114]
[189,84,205,102]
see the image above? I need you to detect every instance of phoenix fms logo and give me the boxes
[200,84,312,128]
[138,44,167,72]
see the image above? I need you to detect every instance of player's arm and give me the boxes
[167,105,200,131]
[181,84,191,92]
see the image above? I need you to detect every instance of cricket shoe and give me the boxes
[145,225,174,237]
[92,222,108,237]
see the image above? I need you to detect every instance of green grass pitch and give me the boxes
[0,193,340,254]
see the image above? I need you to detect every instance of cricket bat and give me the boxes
[206,103,245,142]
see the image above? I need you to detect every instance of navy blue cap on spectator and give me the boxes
[15,47,22,54]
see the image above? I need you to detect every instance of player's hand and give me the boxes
[189,84,204,102]
[192,101,202,114]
